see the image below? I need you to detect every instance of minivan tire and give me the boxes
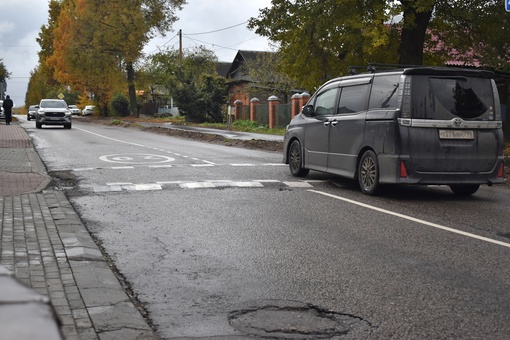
[289,140,309,177]
[358,150,380,195]
[449,184,480,196]
[36,122,42,129]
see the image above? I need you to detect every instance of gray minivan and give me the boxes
[283,67,505,195]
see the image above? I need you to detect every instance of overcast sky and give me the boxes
[0,0,273,106]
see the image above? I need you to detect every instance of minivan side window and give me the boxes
[368,75,400,110]
[337,84,370,114]
[313,87,339,116]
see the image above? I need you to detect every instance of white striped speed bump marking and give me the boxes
[99,153,174,164]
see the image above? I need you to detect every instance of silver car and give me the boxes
[35,99,72,129]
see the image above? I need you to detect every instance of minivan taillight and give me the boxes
[497,162,504,178]
[400,161,408,178]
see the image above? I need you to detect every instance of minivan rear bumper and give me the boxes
[379,154,505,185]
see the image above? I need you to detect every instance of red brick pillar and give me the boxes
[268,95,279,129]
[250,97,259,122]
[291,93,302,118]
[299,92,310,110]
[234,100,242,121]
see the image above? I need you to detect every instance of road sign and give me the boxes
[58,93,64,100]
[507,0,510,12]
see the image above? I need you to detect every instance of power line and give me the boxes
[183,35,238,52]
[157,34,179,49]
[146,20,258,56]
[183,34,262,53]
[185,21,248,36]
[146,33,178,54]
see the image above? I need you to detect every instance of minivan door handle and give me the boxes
[330,120,338,127]
[323,121,330,127]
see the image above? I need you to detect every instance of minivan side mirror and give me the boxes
[302,105,314,116]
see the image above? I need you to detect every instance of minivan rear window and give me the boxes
[411,76,494,120]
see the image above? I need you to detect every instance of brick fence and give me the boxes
[233,92,310,128]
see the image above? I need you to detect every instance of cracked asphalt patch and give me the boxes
[229,300,373,339]
[49,170,78,190]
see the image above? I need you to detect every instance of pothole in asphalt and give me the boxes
[229,300,372,339]
[49,170,78,190]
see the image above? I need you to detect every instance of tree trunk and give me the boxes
[126,62,138,117]
[398,1,435,65]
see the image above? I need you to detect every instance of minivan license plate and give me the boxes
[439,129,474,140]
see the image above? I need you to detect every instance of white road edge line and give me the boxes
[309,190,510,249]
[75,127,145,147]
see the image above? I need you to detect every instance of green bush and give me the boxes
[110,93,129,117]
[175,75,228,123]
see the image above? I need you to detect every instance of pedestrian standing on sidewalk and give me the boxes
[2,95,13,125]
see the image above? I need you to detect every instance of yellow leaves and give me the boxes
[38,0,184,114]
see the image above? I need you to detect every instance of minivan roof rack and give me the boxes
[348,63,426,75]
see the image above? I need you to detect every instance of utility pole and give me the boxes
[179,29,183,68]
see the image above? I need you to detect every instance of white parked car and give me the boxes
[81,105,95,116]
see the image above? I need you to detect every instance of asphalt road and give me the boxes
[22,117,510,339]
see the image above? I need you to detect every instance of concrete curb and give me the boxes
[50,190,155,338]
[0,121,158,339]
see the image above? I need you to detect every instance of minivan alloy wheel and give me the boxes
[359,150,379,195]
[289,140,309,177]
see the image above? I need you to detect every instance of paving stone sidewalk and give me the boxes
[0,121,156,339]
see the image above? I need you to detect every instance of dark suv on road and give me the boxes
[36,99,72,129]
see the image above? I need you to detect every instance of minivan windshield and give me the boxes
[412,76,494,120]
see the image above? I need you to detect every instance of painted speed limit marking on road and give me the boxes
[99,153,175,164]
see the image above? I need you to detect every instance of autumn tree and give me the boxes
[141,46,227,122]
[0,59,10,82]
[244,51,301,103]
[248,0,400,90]
[430,0,510,71]
[27,0,84,106]
[36,0,60,88]
[170,46,228,123]
[25,67,49,105]
[249,0,510,91]
[43,0,185,115]
[139,49,180,100]
[0,59,10,99]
